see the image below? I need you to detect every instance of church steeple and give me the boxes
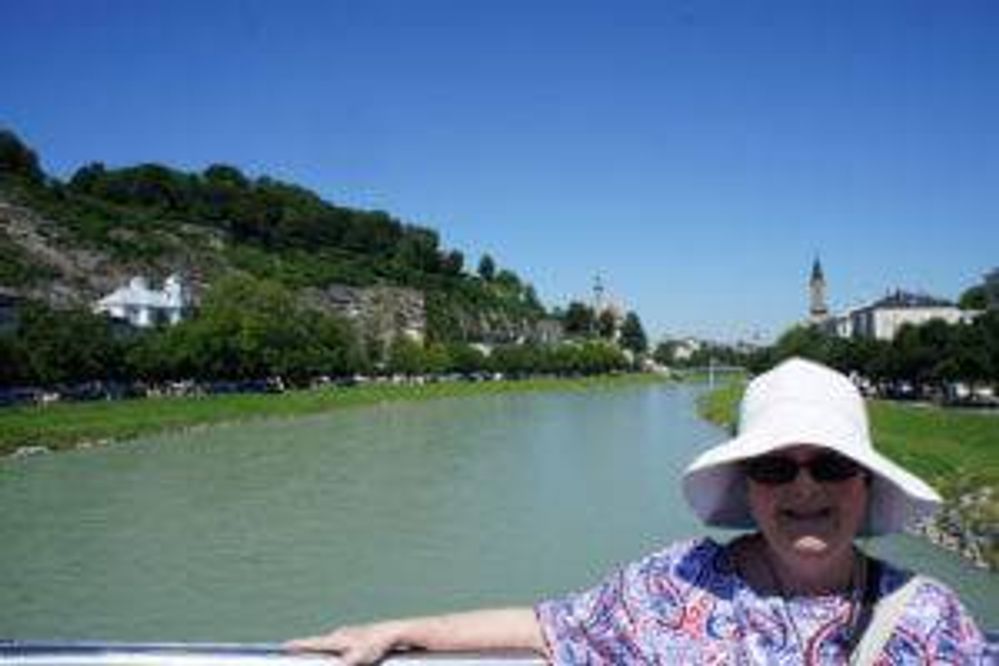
[811,257,824,283]
[809,256,828,321]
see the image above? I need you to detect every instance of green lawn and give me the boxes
[867,401,998,496]
[0,373,666,456]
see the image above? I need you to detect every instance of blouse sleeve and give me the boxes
[535,538,720,664]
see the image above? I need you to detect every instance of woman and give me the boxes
[288,358,987,664]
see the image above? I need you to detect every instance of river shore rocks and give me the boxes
[908,486,997,572]
[9,445,50,459]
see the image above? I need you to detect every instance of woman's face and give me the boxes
[747,445,868,571]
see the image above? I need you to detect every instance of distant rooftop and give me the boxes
[870,289,953,309]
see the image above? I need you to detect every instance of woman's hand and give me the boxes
[285,621,404,665]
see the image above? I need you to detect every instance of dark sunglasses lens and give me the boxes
[810,454,862,482]
[745,457,798,484]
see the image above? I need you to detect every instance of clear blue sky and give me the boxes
[3,1,997,343]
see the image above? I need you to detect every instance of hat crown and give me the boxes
[738,357,870,447]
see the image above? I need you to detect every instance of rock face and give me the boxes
[0,199,214,308]
[304,284,425,349]
[1,200,113,305]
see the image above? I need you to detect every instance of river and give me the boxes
[0,383,995,640]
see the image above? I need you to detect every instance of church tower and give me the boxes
[809,257,829,322]
[592,273,606,313]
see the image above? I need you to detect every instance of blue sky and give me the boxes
[2,1,997,342]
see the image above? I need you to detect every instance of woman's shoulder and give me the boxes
[622,536,739,598]
[873,557,985,642]
[875,557,968,608]
[629,536,728,572]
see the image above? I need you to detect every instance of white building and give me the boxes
[830,290,975,341]
[670,337,703,362]
[94,274,189,328]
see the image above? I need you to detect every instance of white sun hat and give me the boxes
[682,357,941,536]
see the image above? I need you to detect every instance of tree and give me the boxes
[447,343,486,374]
[619,312,648,354]
[959,285,987,310]
[203,163,250,189]
[0,129,44,184]
[68,162,107,193]
[6,301,122,386]
[563,301,595,338]
[387,336,426,376]
[395,227,441,273]
[653,341,676,366]
[156,275,362,383]
[441,250,464,276]
[771,324,833,365]
[597,309,617,339]
[477,254,496,281]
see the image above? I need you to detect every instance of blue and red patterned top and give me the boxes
[536,537,987,664]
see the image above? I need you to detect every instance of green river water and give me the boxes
[1,383,995,640]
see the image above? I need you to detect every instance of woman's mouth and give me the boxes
[780,507,833,522]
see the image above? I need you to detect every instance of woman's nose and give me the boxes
[787,466,824,496]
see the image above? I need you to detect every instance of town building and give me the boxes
[806,259,978,341]
[93,274,190,328]
[532,317,564,345]
[821,289,975,341]
[835,290,975,341]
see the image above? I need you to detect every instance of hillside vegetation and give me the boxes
[0,128,543,342]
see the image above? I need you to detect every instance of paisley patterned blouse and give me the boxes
[536,537,987,664]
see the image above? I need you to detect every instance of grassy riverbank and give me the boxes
[697,381,999,569]
[0,373,666,457]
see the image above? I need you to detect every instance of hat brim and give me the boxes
[682,407,941,536]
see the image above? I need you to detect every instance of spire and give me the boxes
[593,273,605,312]
[809,255,828,320]
[810,256,824,284]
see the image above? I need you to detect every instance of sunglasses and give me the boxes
[743,452,864,485]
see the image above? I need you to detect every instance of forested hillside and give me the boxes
[0,129,544,343]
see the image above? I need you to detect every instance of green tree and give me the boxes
[653,340,676,366]
[619,312,648,354]
[68,162,107,193]
[563,301,595,338]
[8,302,121,386]
[447,343,486,374]
[771,324,833,365]
[478,254,496,281]
[0,129,44,184]
[441,250,464,276]
[959,285,987,310]
[423,342,452,375]
[159,275,361,383]
[597,309,617,339]
[387,336,426,376]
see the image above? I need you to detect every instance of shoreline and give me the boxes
[1,373,668,459]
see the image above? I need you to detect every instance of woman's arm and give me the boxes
[285,607,546,665]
